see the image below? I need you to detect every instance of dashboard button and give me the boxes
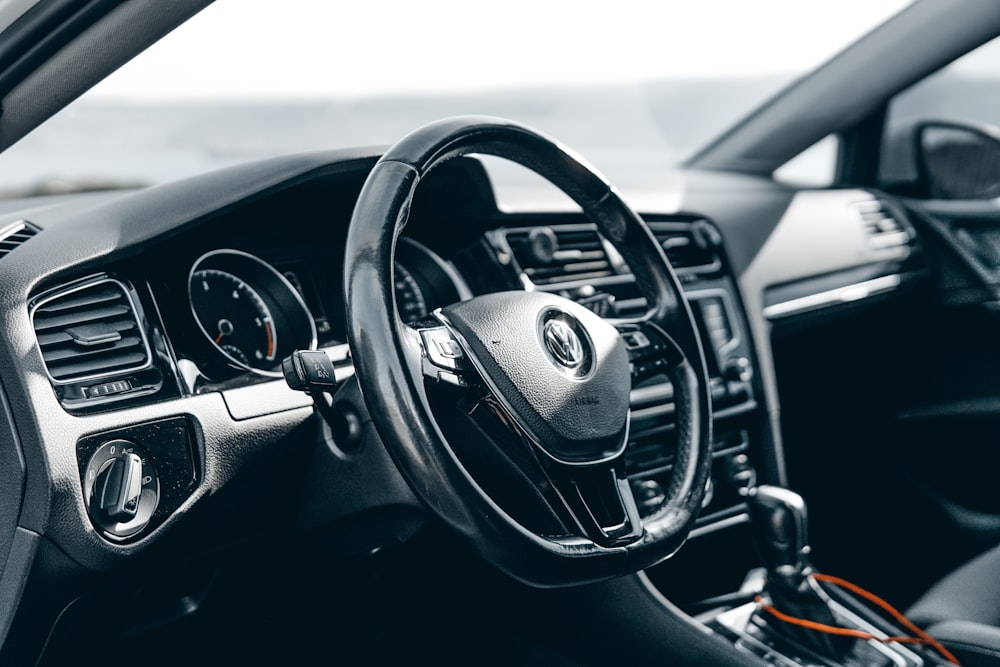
[85,379,132,397]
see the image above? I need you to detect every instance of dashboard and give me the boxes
[22,156,763,545]
[0,148,925,663]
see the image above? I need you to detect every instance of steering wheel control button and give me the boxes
[623,324,687,385]
[84,439,160,541]
[621,330,651,351]
[282,349,339,392]
[420,327,465,372]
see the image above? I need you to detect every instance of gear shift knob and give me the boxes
[747,485,811,577]
[746,486,854,661]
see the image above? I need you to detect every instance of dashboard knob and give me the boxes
[96,451,143,522]
[526,227,558,263]
[632,479,666,516]
[692,218,723,250]
[84,439,159,540]
[723,356,753,383]
[725,453,757,497]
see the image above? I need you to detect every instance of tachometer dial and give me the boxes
[394,262,427,323]
[190,269,277,368]
[189,250,317,377]
[392,237,473,324]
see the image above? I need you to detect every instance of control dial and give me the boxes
[84,439,159,540]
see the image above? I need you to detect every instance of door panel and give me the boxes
[890,198,1000,543]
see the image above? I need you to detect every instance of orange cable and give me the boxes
[812,573,960,666]
[753,575,961,666]
[754,597,921,643]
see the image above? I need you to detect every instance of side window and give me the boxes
[774,135,839,188]
[880,37,1000,198]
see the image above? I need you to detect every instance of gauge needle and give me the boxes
[215,318,234,345]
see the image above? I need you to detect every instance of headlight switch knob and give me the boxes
[96,450,143,522]
[84,439,160,541]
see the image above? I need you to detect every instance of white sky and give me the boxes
[90,0,912,100]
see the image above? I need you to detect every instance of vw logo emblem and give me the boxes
[543,319,586,370]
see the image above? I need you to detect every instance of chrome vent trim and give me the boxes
[853,199,910,251]
[31,278,152,384]
[762,274,903,320]
[646,221,723,274]
[497,219,722,290]
[500,224,614,286]
[0,220,39,259]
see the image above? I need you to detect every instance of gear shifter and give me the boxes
[705,486,954,665]
[747,485,811,582]
[747,485,852,660]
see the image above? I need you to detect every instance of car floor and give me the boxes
[38,523,592,667]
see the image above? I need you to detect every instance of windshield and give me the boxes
[0,0,909,198]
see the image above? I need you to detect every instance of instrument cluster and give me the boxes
[180,237,471,380]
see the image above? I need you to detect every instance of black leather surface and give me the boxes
[926,620,1000,666]
[907,541,1000,628]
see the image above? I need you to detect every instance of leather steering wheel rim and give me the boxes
[344,116,712,587]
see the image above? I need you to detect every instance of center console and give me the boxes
[696,485,958,667]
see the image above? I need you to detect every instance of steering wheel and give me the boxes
[344,117,712,587]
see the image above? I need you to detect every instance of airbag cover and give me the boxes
[441,291,630,462]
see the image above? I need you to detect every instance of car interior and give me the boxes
[2,0,1000,665]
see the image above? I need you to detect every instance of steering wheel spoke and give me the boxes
[423,368,642,547]
[543,457,643,547]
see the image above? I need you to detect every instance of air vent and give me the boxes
[504,225,614,285]
[0,220,39,259]
[32,279,151,383]
[853,199,910,250]
[647,221,722,274]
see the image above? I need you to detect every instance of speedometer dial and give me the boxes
[189,250,317,377]
[190,269,277,368]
